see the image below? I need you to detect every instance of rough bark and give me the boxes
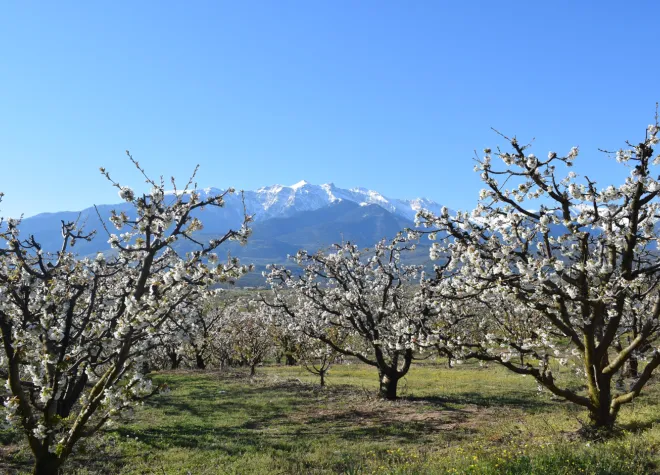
[378,372,399,400]
[195,351,206,370]
[33,453,62,475]
[169,351,181,370]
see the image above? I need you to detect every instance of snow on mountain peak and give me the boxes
[290,180,310,190]
[159,180,444,222]
[238,180,444,222]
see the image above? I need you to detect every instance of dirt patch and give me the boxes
[288,395,502,436]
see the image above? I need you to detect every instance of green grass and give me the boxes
[2,362,659,474]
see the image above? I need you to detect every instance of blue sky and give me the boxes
[1,1,659,217]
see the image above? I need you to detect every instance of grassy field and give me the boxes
[2,362,659,474]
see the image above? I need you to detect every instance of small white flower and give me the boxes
[33,424,48,440]
[526,154,538,168]
[118,187,135,202]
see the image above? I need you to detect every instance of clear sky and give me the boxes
[1,1,659,218]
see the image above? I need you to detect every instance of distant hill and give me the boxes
[13,181,444,286]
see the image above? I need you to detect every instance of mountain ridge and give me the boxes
[15,181,444,259]
[10,183,445,287]
[26,180,444,223]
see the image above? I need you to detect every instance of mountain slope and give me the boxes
[13,186,439,287]
[17,181,444,256]
[174,180,445,222]
[190,200,417,264]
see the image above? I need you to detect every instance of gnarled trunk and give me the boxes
[168,350,181,370]
[588,373,615,430]
[378,372,400,400]
[195,351,206,370]
[33,452,62,475]
[375,350,412,400]
[589,404,615,430]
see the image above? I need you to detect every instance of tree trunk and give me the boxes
[319,370,325,387]
[195,351,206,370]
[33,453,62,475]
[589,406,615,430]
[378,372,399,400]
[285,354,296,366]
[589,378,615,430]
[57,374,88,418]
[250,364,256,377]
[169,351,180,370]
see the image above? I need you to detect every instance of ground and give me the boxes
[1,362,659,474]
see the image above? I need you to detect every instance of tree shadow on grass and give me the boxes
[2,436,130,475]
[107,376,480,456]
[619,416,660,434]
[134,376,519,449]
[97,373,564,470]
[407,392,556,412]
[0,446,31,475]
[145,379,318,415]
[302,407,478,444]
[337,421,477,443]
[108,383,311,453]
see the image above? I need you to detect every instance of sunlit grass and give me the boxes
[2,362,659,474]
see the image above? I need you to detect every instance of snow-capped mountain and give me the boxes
[15,181,445,274]
[192,180,444,222]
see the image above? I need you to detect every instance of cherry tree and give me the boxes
[0,158,252,474]
[297,336,342,387]
[417,121,660,430]
[264,237,440,400]
[270,323,300,367]
[154,290,227,370]
[186,295,231,370]
[265,295,339,385]
[222,299,272,376]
